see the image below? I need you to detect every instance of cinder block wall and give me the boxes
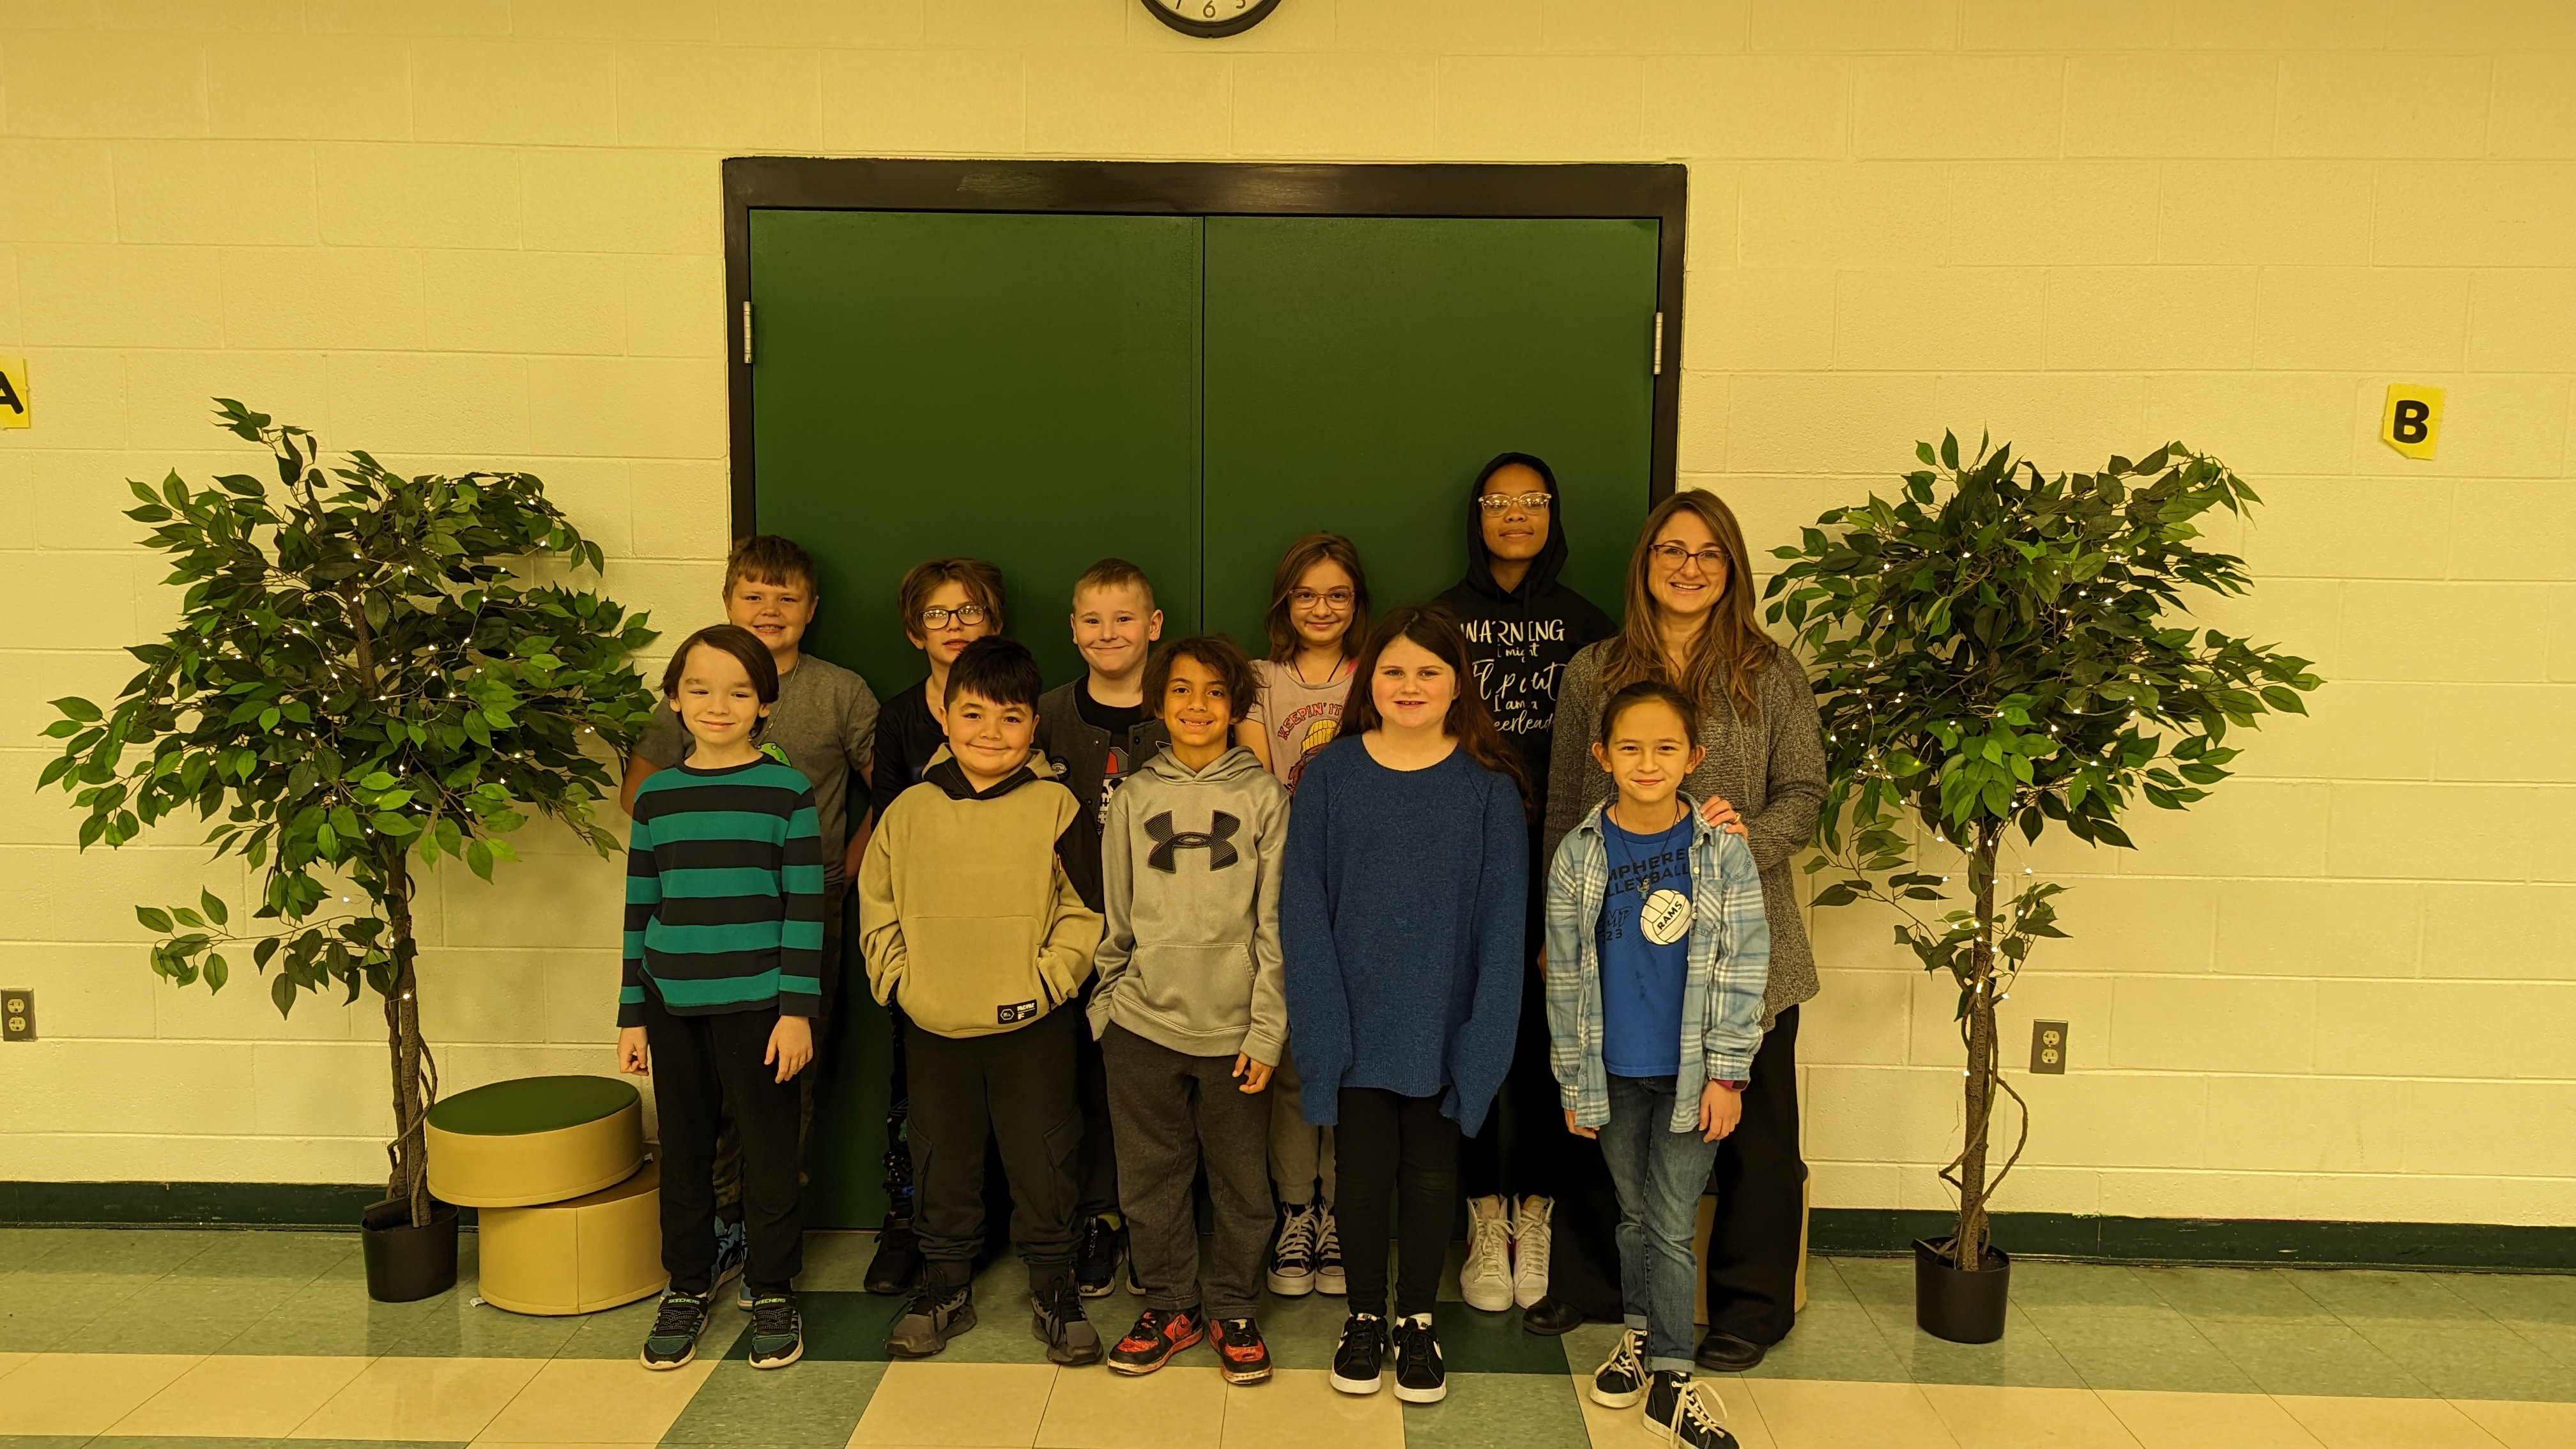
[1,0,2570,1224]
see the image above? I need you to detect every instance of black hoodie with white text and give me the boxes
[1433,453,1619,805]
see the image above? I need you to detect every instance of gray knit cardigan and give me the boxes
[1542,639,1828,1028]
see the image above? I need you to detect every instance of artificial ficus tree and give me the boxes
[1764,434,2322,1271]
[40,401,659,1228]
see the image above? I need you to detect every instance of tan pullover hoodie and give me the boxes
[859,753,1102,1038]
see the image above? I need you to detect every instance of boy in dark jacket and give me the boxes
[1033,560,1170,1296]
[1433,452,1620,1331]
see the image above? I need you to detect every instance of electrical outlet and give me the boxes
[1,988,32,1041]
[2029,1019,2067,1075]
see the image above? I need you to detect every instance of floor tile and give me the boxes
[2192,1318,2434,1399]
[22,1230,213,1279]
[2009,1264,2167,1312]
[1214,1367,1402,1449]
[2451,1397,2576,1449]
[1036,1361,1226,1446]
[2499,1319,2576,1373]
[553,1294,690,1360]
[2435,1276,2576,1328]
[792,1233,880,1294]
[0,1272,154,1351]
[2133,1268,2327,1323]
[291,1355,546,1442]
[225,1278,445,1356]
[2273,1394,2506,1449]
[108,1353,373,1438]
[1239,1288,1349,1374]
[388,1293,588,1359]
[2020,1307,2259,1396]
[2095,1389,2326,1449]
[1567,1370,1780,1449]
[102,1439,461,1449]
[0,1438,100,1449]
[1745,1377,1961,1448]
[659,1359,884,1447]
[0,1353,200,1436]
[1401,1370,1590,1449]
[2337,1319,2576,1402]
[2287,1270,2484,1324]
[0,1353,28,1380]
[1864,1302,2089,1390]
[475,1357,718,1444]
[722,1291,900,1363]
[1435,1305,1577,1375]
[69,1275,302,1354]
[1917,1383,2143,1448]
[176,1231,362,1282]
[852,1361,1057,1446]
[1738,1301,1908,1384]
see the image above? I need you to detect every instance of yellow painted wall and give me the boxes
[1,0,2570,1223]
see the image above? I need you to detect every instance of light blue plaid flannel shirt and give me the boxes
[1544,794,1772,1134]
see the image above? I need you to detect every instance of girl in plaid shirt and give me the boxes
[1544,680,1769,1449]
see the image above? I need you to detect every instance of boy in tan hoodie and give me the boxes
[861,637,1105,1367]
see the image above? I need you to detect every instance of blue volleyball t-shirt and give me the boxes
[1597,810,1696,1077]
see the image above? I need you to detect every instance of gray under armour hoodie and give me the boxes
[1085,744,1291,1065]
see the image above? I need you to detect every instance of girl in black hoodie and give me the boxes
[1434,452,1621,1334]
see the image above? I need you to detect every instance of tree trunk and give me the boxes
[380,855,436,1229]
[1954,822,2000,1269]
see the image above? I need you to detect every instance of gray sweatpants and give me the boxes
[1103,1022,1273,1322]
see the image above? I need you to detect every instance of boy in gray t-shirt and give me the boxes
[620,537,878,1295]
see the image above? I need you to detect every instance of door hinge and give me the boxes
[1652,311,1664,376]
[741,302,754,365]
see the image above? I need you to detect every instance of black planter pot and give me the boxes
[362,1197,459,1303]
[1913,1237,2011,1344]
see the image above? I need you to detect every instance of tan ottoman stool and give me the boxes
[475,1158,667,1316]
[425,1074,645,1208]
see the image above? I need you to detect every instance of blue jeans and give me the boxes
[1597,1074,1722,1373]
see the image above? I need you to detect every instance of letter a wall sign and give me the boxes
[0,357,27,428]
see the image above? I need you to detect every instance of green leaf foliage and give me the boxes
[40,399,661,1018]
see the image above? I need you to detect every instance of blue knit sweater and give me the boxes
[1279,737,1528,1136]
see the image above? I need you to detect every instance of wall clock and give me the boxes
[1140,0,1283,39]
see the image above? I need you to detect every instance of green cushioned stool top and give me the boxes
[427,1075,638,1137]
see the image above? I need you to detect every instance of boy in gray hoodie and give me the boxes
[1088,635,1289,1386]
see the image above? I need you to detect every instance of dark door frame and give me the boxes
[721,157,1688,534]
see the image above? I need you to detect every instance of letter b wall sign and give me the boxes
[2381,382,2443,461]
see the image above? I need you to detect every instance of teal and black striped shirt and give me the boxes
[620,755,825,1027]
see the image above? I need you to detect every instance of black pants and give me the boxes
[1073,979,1119,1219]
[1705,1004,1806,1346]
[643,991,804,1296]
[712,884,844,1215]
[1460,959,1577,1200]
[1336,1087,1461,1320]
[907,1005,1084,1291]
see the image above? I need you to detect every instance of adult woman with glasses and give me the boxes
[1542,490,1825,1372]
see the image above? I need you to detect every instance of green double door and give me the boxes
[749,209,1659,1226]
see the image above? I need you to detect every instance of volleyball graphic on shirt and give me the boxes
[1639,887,1693,946]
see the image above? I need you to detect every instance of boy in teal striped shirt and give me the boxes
[618,625,824,1373]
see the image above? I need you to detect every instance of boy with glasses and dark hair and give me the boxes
[859,555,1006,1294]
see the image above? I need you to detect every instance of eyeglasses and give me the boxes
[1288,588,1355,610]
[1477,492,1553,514]
[1649,542,1729,573]
[918,603,987,629]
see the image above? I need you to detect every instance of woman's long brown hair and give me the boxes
[1261,532,1371,663]
[1598,489,1777,721]
[1338,603,1532,813]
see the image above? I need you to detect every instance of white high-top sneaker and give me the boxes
[1459,1195,1515,1312]
[1511,1195,1553,1309]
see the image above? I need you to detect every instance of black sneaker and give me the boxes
[746,1289,803,1370]
[1329,1312,1386,1395]
[638,1290,710,1370]
[866,1217,924,1296]
[1266,1200,1319,1296]
[1215,1315,1272,1386]
[1076,1215,1127,1300]
[885,1282,975,1358]
[1590,1324,1647,1407]
[1032,1276,1103,1367]
[1390,1313,1446,1404]
[1314,1204,1346,1296]
[1646,1370,1740,1449]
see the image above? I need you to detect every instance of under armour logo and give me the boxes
[1145,811,1239,873]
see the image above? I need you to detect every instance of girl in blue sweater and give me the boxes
[1282,604,1528,1406]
